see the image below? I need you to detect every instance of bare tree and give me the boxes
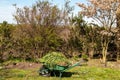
[77,0,120,64]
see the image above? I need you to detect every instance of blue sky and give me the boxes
[0,0,86,23]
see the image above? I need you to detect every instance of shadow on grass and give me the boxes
[50,71,78,77]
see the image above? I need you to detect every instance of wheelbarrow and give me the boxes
[38,60,84,78]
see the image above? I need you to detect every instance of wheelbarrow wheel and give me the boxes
[39,65,50,77]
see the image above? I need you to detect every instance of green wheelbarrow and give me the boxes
[38,60,84,78]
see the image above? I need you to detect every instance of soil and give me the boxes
[4,59,120,70]
[4,62,41,70]
[87,59,120,69]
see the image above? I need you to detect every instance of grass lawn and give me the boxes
[0,66,120,80]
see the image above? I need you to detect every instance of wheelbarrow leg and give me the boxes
[59,72,63,80]
[53,72,56,77]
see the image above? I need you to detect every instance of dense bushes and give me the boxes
[0,0,119,62]
[0,21,15,62]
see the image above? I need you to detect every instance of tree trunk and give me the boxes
[116,43,120,61]
[89,42,95,59]
[89,47,94,59]
[101,40,109,67]
[102,46,108,66]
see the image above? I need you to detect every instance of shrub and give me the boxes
[82,54,88,61]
